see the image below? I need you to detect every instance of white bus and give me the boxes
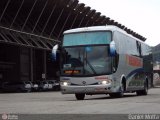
[52,26,153,100]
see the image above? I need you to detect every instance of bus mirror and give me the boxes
[109,41,116,56]
[52,44,59,61]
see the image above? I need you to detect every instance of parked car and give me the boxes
[38,81,53,91]
[47,80,60,91]
[1,81,32,92]
[31,81,39,91]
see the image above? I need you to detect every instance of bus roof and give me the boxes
[64,25,122,34]
[63,25,149,45]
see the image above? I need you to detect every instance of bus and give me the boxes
[52,25,153,100]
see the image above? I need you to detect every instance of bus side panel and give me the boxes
[113,31,152,92]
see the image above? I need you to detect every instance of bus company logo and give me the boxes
[82,81,86,85]
[2,113,8,120]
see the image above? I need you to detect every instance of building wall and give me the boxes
[0,44,20,83]
[0,43,58,85]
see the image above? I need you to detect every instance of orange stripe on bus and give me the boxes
[126,55,143,67]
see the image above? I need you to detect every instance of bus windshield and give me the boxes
[61,45,112,76]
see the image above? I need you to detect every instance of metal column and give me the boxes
[30,48,33,82]
[43,50,47,81]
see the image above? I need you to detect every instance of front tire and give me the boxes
[75,93,85,100]
[117,83,125,97]
[109,83,125,98]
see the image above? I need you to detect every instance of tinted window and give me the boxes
[63,32,112,46]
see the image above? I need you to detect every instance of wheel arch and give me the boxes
[120,74,126,91]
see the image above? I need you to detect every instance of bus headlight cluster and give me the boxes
[100,80,111,85]
[102,81,107,85]
[61,81,70,86]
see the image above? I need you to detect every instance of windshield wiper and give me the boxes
[85,58,97,75]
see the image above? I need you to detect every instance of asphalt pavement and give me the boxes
[0,88,160,120]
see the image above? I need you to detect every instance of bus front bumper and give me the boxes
[61,84,112,94]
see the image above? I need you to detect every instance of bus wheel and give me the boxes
[75,93,85,100]
[136,90,142,96]
[136,82,148,96]
[109,93,116,98]
[109,83,125,98]
[117,83,124,97]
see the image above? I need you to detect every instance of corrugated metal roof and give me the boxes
[0,0,146,50]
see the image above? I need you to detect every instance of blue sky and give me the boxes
[79,0,160,46]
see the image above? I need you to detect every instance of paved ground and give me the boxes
[0,88,160,115]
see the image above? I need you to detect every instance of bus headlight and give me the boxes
[101,80,111,85]
[61,81,70,86]
[102,81,107,85]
